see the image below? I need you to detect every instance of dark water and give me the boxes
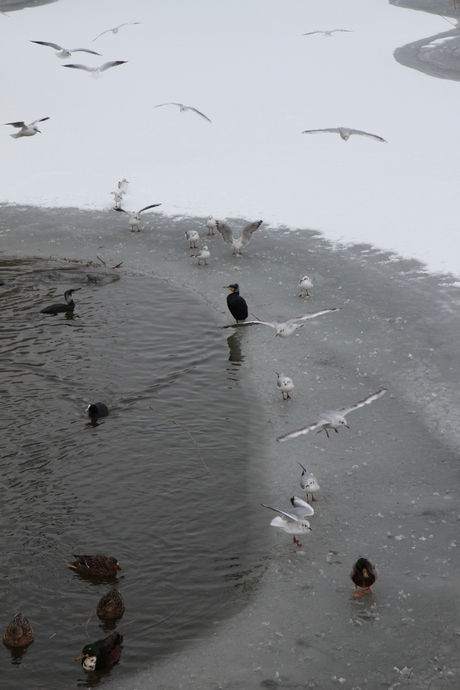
[0,258,265,689]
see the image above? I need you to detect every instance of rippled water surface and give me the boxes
[0,258,264,688]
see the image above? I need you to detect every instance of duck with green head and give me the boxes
[350,557,378,597]
[76,631,123,671]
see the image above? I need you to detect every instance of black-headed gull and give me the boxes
[302,127,387,143]
[276,373,294,400]
[62,61,127,78]
[115,204,161,231]
[303,30,353,37]
[216,220,263,255]
[277,389,387,442]
[185,230,200,248]
[262,496,314,547]
[4,117,50,138]
[298,463,320,501]
[298,275,313,297]
[205,216,217,235]
[92,23,142,43]
[30,40,102,59]
[191,246,210,265]
[155,103,212,123]
[222,308,339,337]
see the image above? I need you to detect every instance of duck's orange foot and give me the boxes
[353,588,364,597]
[363,587,374,594]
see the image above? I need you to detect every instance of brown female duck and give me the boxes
[3,613,34,648]
[67,554,123,577]
[96,588,125,620]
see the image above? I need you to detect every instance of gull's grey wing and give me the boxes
[91,29,112,42]
[302,128,342,135]
[5,121,27,128]
[30,40,63,50]
[114,207,128,214]
[302,31,323,36]
[62,63,93,71]
[277,420,325,442]
[347,129,387,143]
[240,220,263,245]
[290,496,314,515]
[155,102,181,108]
[100,60,127,71]
[290,308,340,324]
[30,117,50,126]
[261,504,304,523]
[338,388,387,416]
[222,320,277,330]
[70,48,102,56]
[216,221,234,244]
[138,204,162,214]
[188,107,212,123]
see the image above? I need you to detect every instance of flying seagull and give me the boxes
[4,117,50,138]
[118,178,129,193]
[302,30,353,37]
[30,40,102,59]
[302,127,387,143]
[92,22,142,42]
[262,496,314,547]
[155,103,212,123]
[222,308,339,337]
[216,219,263,255]
[277,389,387,442]
[115,204,161,231]
[62,61,127,78]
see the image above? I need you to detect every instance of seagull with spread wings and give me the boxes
[30,40,102,59]
[92,23,142,42]
[62,61,127,78]
[302,127,387,143]
[115,204,161,231]
[303,29,353,37]
[277,389,387,442]
[222,308,339,337]
[4,117,50,138]
[262,496,314,547]
[216,219,263,255]
[155,102,212,123]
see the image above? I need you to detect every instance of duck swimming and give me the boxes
[67,554,123,577]
[40,288,81,315]
[3,613,34,648]
[76,631,123,671]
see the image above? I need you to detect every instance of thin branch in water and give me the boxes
[84,613,92,634]
[97,255,107,267]
[149,407,215,478]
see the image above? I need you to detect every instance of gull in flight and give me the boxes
[62,61,127,78]
[185,230,200,248]
[115,204,161,231]
[92,23,142,43]
[216,219,263,255]
[303,29,353,37]
[302,127,387,143]
[262,496,314,547]
[4,117,50,138]
[118,178,129,193]
[276,372,294,400]
[155,103,212,123]
[277,389,387,442]
[298,463,320,502]
[298,275,313,297]
[30,40,102,59]
[222,308,339,337]
[111,191,125,209]
[191,245,210,265]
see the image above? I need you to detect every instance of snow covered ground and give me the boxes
[1,0,460,275]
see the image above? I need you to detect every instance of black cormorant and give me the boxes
[86,402,109,418]
[40,288,81,315]
[225,283,248,322]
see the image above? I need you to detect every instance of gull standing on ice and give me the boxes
[4,117,50,138]
[277,389,387,442]
[185,230,200,248]
[302,127,387,143]
[30,40,102,59]
[205,216,217,235]
[155,103,212,123]
[111,191,124,209]
[222,308,339,337]
[115,204,161,231]
[302,29,353,37]
[216,219,263,256]
[191,245,210,265]
[299,275,313,297]
[92,23,142,42]
[62,61,127,78]
[298,463,320,501]
[276,373,294,400]
[262,496,314,547]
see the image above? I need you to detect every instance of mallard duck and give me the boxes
[350,557,378,597]
[3,613,34,648]
[96,589,125,620]
[67,554,123,577]
[76,631,123,671]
